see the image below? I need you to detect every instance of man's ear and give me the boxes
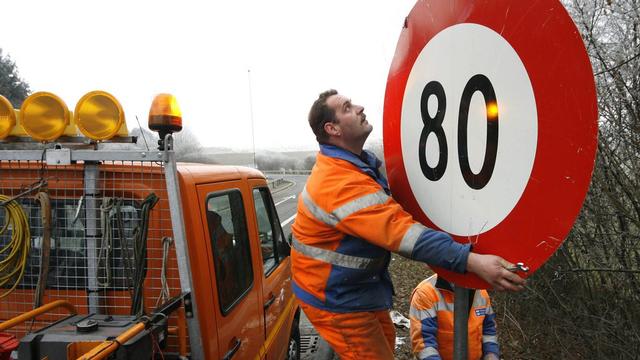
[324,121,341,137]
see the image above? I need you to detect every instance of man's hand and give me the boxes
[483,353,500,360]
[466,253,525,291]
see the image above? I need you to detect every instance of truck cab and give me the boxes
[0,91,300,359]
[180,164,300,359]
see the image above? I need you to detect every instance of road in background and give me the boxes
[271,174,307,239]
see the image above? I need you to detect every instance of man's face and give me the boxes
[326,94,372,143]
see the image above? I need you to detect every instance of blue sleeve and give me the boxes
[420,317,442,360]
[411,229,471,273]
[482,308,500,356]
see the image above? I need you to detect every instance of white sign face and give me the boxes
[400,23,537,236]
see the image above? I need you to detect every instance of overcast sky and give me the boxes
[0,1,416,150]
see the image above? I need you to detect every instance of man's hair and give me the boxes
[308,89,338,143]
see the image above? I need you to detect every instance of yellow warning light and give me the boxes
[0,95,16,139]
[148,93,182,140]
[487,102,499,119]
[20,92,71,142]
[74,90,125,140]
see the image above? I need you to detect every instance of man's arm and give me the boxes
[309,180,525,290]
[481,294,500,359]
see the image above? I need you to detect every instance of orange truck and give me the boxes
[0,91,300,359]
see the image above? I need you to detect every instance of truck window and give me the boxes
[252,187,286,275]
[205,190,253,315]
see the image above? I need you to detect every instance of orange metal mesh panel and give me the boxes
[0,160,187,355]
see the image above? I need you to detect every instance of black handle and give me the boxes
[222,338,241,360]
[264,293,276,310]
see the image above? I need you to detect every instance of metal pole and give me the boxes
[163,134,205,359]
[84,162,101,313]
[0,300,76,331]
[453,286,474,360]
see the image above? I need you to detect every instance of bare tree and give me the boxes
[172,127,205,161]
[129,126,216,163]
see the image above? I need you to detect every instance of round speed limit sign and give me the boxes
[383,0,598,288]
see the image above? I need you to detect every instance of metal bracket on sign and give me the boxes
[507,262,530,273]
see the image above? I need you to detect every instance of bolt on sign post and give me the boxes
[383,0,598,358]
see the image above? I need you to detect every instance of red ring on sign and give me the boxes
[383,0,598,288]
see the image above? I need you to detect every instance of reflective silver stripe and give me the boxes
[437,299,453,312]
[301,187,339,226]
[485,304,495,315]
[418,346,439,359]
[398,223,427,257]
[292,236,385,270]
[433,289,454,312]
[301,187,389,227]
[409,305,436,320]
[483,335,498,343]
[472,292,488,308]
[332,190,389,221]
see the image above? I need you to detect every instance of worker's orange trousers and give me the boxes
[299,301,396,360]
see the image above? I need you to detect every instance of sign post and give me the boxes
[453,287,473,360]
[383,0,598,357]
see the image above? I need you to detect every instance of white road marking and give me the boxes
[275,195,296,206]
[280,214,297,227]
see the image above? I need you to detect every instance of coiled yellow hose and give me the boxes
[0,195,31,299]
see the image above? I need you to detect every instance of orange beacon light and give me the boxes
[148,93,182,149]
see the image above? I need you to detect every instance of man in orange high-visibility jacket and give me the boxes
[410,275,499,360]
[292,89,525,360]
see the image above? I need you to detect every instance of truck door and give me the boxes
[197,183,265,360]
[249,182,296,360]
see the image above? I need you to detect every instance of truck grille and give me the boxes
[300,334,321,355]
